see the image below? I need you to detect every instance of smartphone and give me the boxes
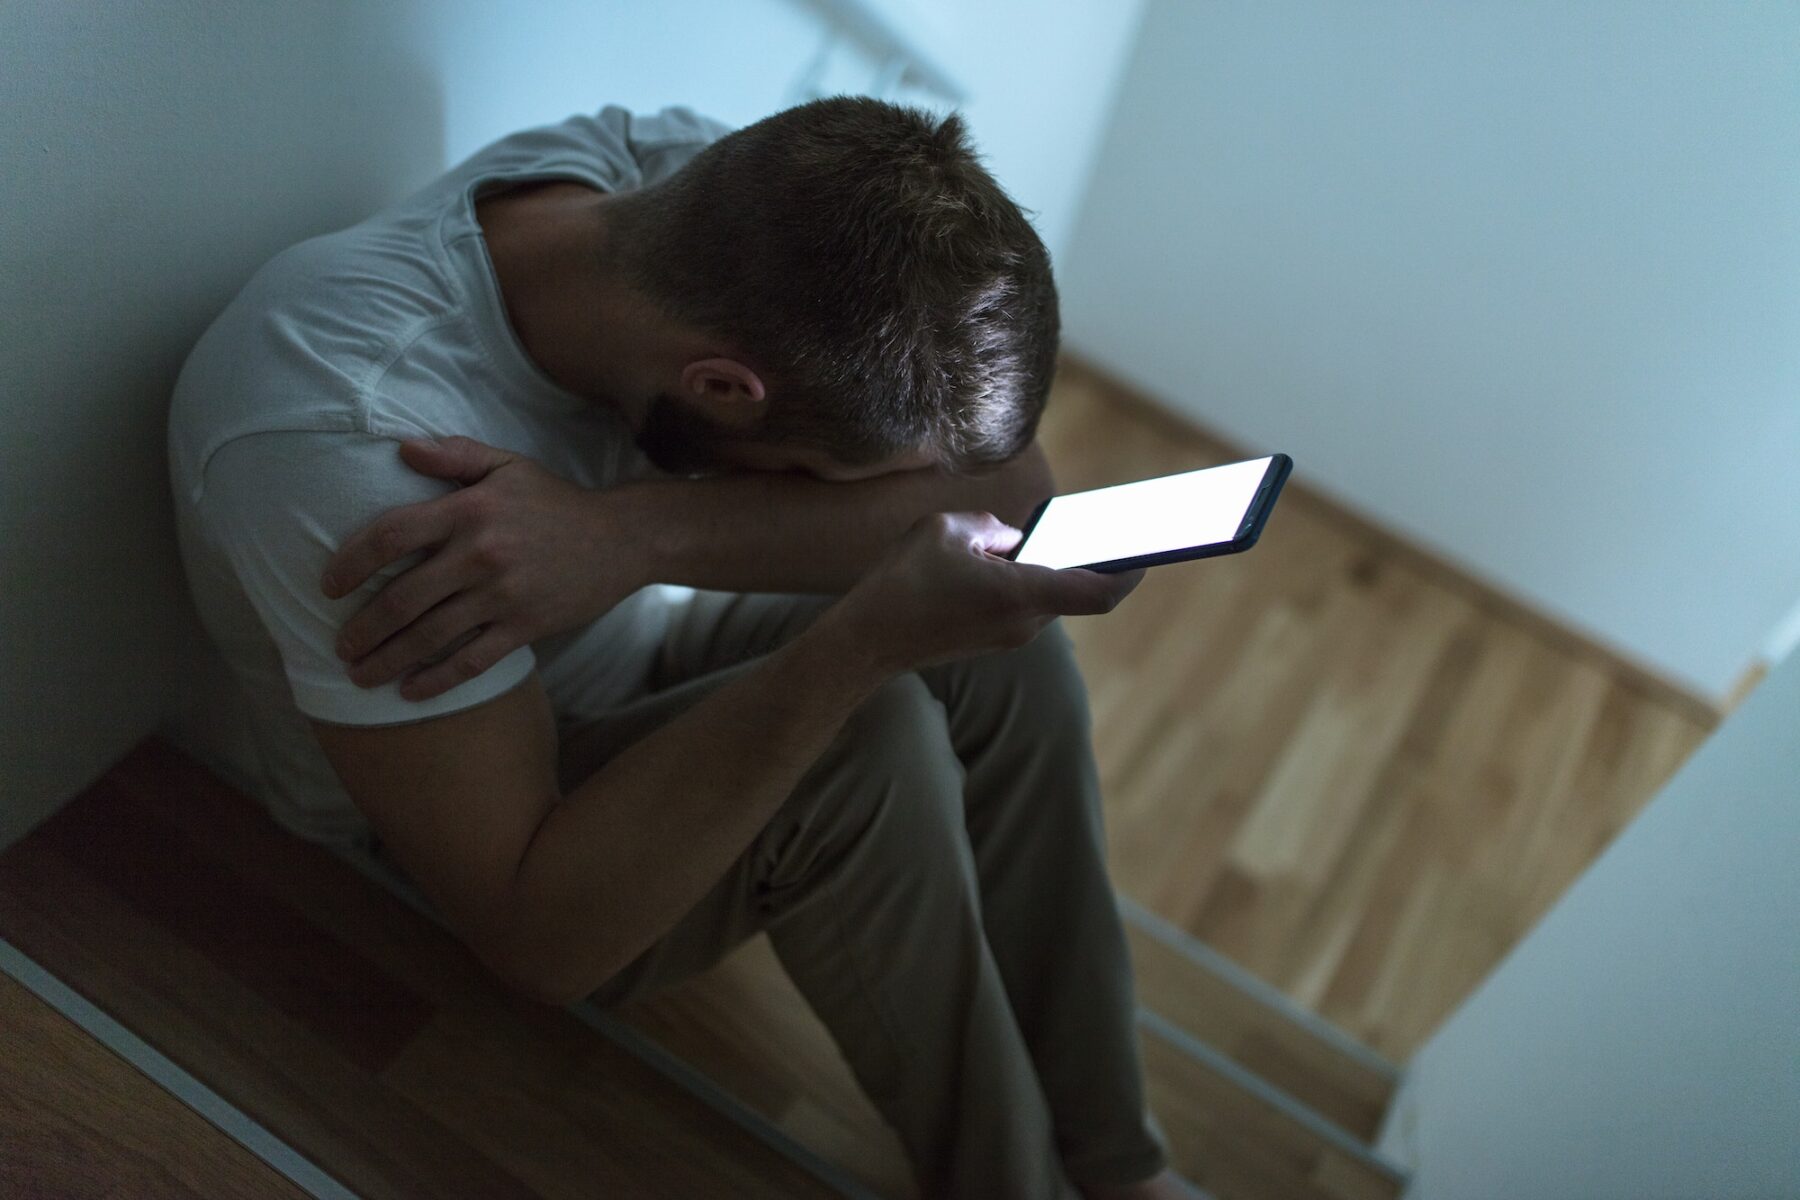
[1006,453,1293,573]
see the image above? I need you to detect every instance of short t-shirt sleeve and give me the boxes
[197,429,535,726]
[622,105,735,186]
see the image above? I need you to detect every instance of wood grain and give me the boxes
[0,737,1405,1200]
[1042,358,1717,1058]
[1122,918,1391,1140]
[0,739,839,1200]
[617,933,918,1199]
[0,969,312,1200]
[0,352,1724,1196]
[1141,1025,1400,1200]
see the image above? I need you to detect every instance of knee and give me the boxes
[753,672,977,914]
[1018,617,1085,688]
[833,672,964,814]
[974,618,1095,738]
[779,673,966,870]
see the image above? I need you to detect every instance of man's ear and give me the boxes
[680,357,766,427]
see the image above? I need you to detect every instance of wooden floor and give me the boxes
[1039,359,1720,1058]
[0,967,311,1199]
[0,740,839,1200]
[4,734,1419,1200]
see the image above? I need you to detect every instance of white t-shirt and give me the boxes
[167,105,729,848]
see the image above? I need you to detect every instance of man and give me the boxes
[167,96,1198,1199]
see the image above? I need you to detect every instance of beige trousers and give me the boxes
[437,590,1166,1198]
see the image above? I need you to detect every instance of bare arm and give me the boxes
[318,438,1056,698]
[312,510,1135,1007]
[314,616,888,1005]
[614,440,1057,594]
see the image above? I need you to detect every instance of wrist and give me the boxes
[776,601,899,703]
[587,481,670,591]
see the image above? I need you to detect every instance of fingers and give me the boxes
[1016,563,1144,616]
[1069,566,1144,613]
[1098,567,1147,604]
[321,497,459,599]
[396,625,517,701]
[972,516,1024,557]
[334,550,470,663]
[397,435,520,487]
[921,510,1023,556]
[343,592,490,689]
[327,437,526,597]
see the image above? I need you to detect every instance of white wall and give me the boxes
[1059,0,1800,704]
[420,0,1147,270]
[1761,594,1800,668]
[2,1,449,846]
[0,0,1143,847]
[1375,643,1800,1199]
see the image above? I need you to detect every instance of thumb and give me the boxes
[398,435,519,485]
[963,511,1024,557]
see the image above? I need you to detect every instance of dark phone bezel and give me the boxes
[1005,453,1293,574]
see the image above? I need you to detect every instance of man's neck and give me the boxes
[476,183,689,430]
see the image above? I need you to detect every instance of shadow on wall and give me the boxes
[1,2,446,845]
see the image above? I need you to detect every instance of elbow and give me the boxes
[496,942,602,1009]
[487,913,626,1010]
[488,828,636,1008]
[486,823,602,1006]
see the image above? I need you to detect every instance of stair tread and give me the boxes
[1122,899,1399,1141]
[22,735,1408,1200]
[1141,1011,1405,1200]
[617,912,1408,1200]
[616,934,917,1198]
[0,737,840,1200]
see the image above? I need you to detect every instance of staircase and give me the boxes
[0,737,1409,1198]
[571,895,1407,1200]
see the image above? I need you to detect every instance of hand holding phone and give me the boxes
[1008,453,1293,573]
[829,511,1144,673]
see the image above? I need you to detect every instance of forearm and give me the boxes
[610,442,1057,594]
[504,606,891,1005]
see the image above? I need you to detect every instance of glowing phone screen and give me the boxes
[1012,456,1274,570]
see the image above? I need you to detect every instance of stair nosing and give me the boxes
[1138,1006,1410,1186]
[0,935,362,1200]
[335,841,1407,1193]
[1120,895,1403,1080]
[565,1001,885,1200]
[330,844,878,1200]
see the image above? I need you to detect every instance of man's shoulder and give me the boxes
[528,105,733,189]
[619,105,734,152]
[169,217,463,473]
[619,105,734,185]
[184,219,451,382]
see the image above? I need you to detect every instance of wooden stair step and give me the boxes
[0,961,315,1199]
[26,736,1407,1199]
[1122,898,1399,1141]
[602,910,1409,1200]
[614,934,917,1198]
[0,737,841,1200]
[1141,1010,1405,1200]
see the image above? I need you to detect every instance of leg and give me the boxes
[916,621,1169,1188]
[757,673,1082,1200]
[556,592,1084,1196]
[553,589,834,793]
[583,669,1082,1199]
